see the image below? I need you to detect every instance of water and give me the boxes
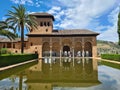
[0,58,120,90]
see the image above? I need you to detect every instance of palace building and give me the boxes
[0,13,99,58]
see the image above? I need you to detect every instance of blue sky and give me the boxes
[0,0,120,42]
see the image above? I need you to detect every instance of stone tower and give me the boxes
[29,13,55,34]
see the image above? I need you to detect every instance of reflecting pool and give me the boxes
[0,58,120,90]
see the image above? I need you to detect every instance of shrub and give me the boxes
[0,48,12,55]
[0,54,38,67]
[0,48,8,54]
[101,54,120,62]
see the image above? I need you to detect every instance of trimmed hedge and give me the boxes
[0,54,38,67]
[101,54,120,62]
[101,61,120,69]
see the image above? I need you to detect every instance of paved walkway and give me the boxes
[97,57,120,64]
[0,59,37,71]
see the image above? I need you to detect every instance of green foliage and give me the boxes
[118,12,120,45]
[101,54,120,61]
[0,48,12,55]
[101,61,120,69]
[6,5,38,53]
[0,54,38,67]
[0,48,8,54]
[0,21,16,40]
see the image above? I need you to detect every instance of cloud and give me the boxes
[10,0,41,7]
[56,0,117,29]
[47,0,119,41]
[10,0,33,5]
[48,6,65,21]
[97,7,119,42]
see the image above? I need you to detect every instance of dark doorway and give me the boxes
[63,46,70,52]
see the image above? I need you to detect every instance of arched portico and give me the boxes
[42,42,50,57]
[63,46,70,52]
[41,37,95,58]
[74,42,82,57]
[84,42,92,57]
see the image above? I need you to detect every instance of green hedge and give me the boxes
[0,54,38,67]
[101,61,120,69]
[101,54,120,62]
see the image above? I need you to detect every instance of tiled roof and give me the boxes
[52,29,99,35]
[0,38,28,42]
[27,29,99,36]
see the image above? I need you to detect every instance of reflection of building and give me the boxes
[0,13,99,58]
[25,58,101,90]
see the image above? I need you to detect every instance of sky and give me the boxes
[0,0,120,42]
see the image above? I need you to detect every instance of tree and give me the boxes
[0,21,16,40]
[118,12,120,45]
[6,5,37,53]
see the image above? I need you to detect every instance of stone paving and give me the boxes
[97,57,120,64]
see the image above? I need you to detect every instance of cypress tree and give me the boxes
[118,12,120,45]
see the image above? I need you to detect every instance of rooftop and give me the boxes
[53,29,99,35]
[0,38,28,42]
[30,12,55,21]
[27,29,99,36]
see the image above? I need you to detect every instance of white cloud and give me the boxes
[48,6,64,21]
[97,7,119,42]
[47,0,119,41]
[10,0,41,7]
[56,0,117,29]
[10,0,33,5]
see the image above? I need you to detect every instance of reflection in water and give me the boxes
[1,58,120,90]
[25,58,100,90]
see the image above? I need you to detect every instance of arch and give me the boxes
[84,42,92,57]
[63,46,70,52]
[52,42,60,57]
[42,42,50,57]
[74,42,82,57]
[62,39,72,47]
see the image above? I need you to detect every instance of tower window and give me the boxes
[40,22,43,26]
[46,29,48,32]
[47,22,50,26]
[44,22,46,26]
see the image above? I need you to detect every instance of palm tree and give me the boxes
[0,21,16,40]
[6,5,37,53]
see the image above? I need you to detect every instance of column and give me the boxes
[92,37,97,58]
[59,38,62,66]
[50,38,52,59]
[82,46,84,58]
[72,37,75,67]
[50,46,52,58]
[92,46,97,58]
[38,45,42,59]
[49,38,52,70]
[72,47,75,67]
[82,37,85,58]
